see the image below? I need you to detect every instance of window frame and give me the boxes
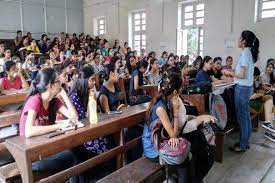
[256,0,275,21]
[97,17,106,35]
[131,11,146,55]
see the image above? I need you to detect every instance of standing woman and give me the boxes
[226,30,259,152]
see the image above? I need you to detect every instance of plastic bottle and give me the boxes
[88,97,98,124]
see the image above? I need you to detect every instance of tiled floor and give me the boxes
[205,121,275,183]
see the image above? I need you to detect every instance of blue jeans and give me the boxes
[234,84,253,150]
[32,150,81,182]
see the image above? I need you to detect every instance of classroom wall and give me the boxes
[0,0,83,39]
[83,0,275,71]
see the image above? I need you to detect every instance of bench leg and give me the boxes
[215,133,224,163]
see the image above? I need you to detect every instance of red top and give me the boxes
[0,76,22,90]
[19,94,63,136]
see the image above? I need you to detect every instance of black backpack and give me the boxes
[180,122,215,182]
[182,81,212,94]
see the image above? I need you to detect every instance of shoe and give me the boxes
[233,142,250,149]
[265,132,275,143]
[229,146,246,153]
[262,122,275,133]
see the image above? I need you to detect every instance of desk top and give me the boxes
[5,103,149,161]
[0,92,27,106]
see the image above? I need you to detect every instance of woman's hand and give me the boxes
[197,115,216,124]
[222,70,235,78]
[168,138,179,149]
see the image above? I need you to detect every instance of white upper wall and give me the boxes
[83,0,274,71]
[0,0,83,39]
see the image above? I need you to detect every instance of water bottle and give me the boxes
[88,97,98,124]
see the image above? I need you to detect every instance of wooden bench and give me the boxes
[5,103,149,183]
[97,157,165,183]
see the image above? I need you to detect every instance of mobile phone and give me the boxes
[46,131,65,138]
[108,111,123,115]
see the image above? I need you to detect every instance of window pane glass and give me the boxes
[184,19,193,26]
[262,9,275,18]
[134,46,140,51]
[185,12,193,19]
[135,20,140,25]
[99,20,104,24]
[200,29,204,36]
[185,6,193,12]
[134,14,141,19]
[142,41,146,46]
[135,41,140,46]
[196,11,204,18]
[142,19,146,24]
[142,46,146,49]
[200,43,203,50]
[134,35,141,40]
[99,30,104,34]
[135,26,140,31]
[196,18,204,25]
[200,36,203,43]
[262,1,275,10]
[142,25,146,30]
[142,35,146,40]
[99,25,104,29]
[196,4,204,11]
[142,13,146,18]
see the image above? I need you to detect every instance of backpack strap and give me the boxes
[179,120,188,135]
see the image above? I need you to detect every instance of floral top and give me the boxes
[69,91,109,154]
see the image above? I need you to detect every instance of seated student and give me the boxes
[0,42,4,58]
[129,60,151,105]
[195,56,227,85]
[250,64,275,141]
[27,39,40,53]
[19,68,79,181]
[92,53,104,74]
[158,51,168,66]
[166,66,216,182]
[0,61,29,94]
[69,66,112,158]
[147,58,161,85]
[22,50,39,81]
[222,56,233,72]
[167,54,175,66]
[98,62,121,113]
[0,48,12,73]
[143,73,189,182]
[208,57,228,80]
[125,55,136,77]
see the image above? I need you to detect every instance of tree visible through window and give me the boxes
[177,2,204,62]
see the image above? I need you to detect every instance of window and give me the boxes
[177,2,204,61]
[132,11,146,55]
[257,0,275,20]
[97,17,106,35]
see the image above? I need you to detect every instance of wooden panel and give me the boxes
[0,110,21,128]
[0,92,27,107]
[181,94,208,115]
[97,157,164,183]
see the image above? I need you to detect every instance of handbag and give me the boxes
[159,137,191,165]
[151,119,191,165]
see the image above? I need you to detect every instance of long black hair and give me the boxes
[69,66,95,111]
[266,62,275,85]
[146,69,182,123]
[25,68,58,125]
[199,56,212,70]
[241,30,259,63]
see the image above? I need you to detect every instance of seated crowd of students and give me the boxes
[0,30,275,182]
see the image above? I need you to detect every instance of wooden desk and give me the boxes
[5,103,149,183]
[181,94,208,115]
[140,85,158,99]
[0,92,27,107]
